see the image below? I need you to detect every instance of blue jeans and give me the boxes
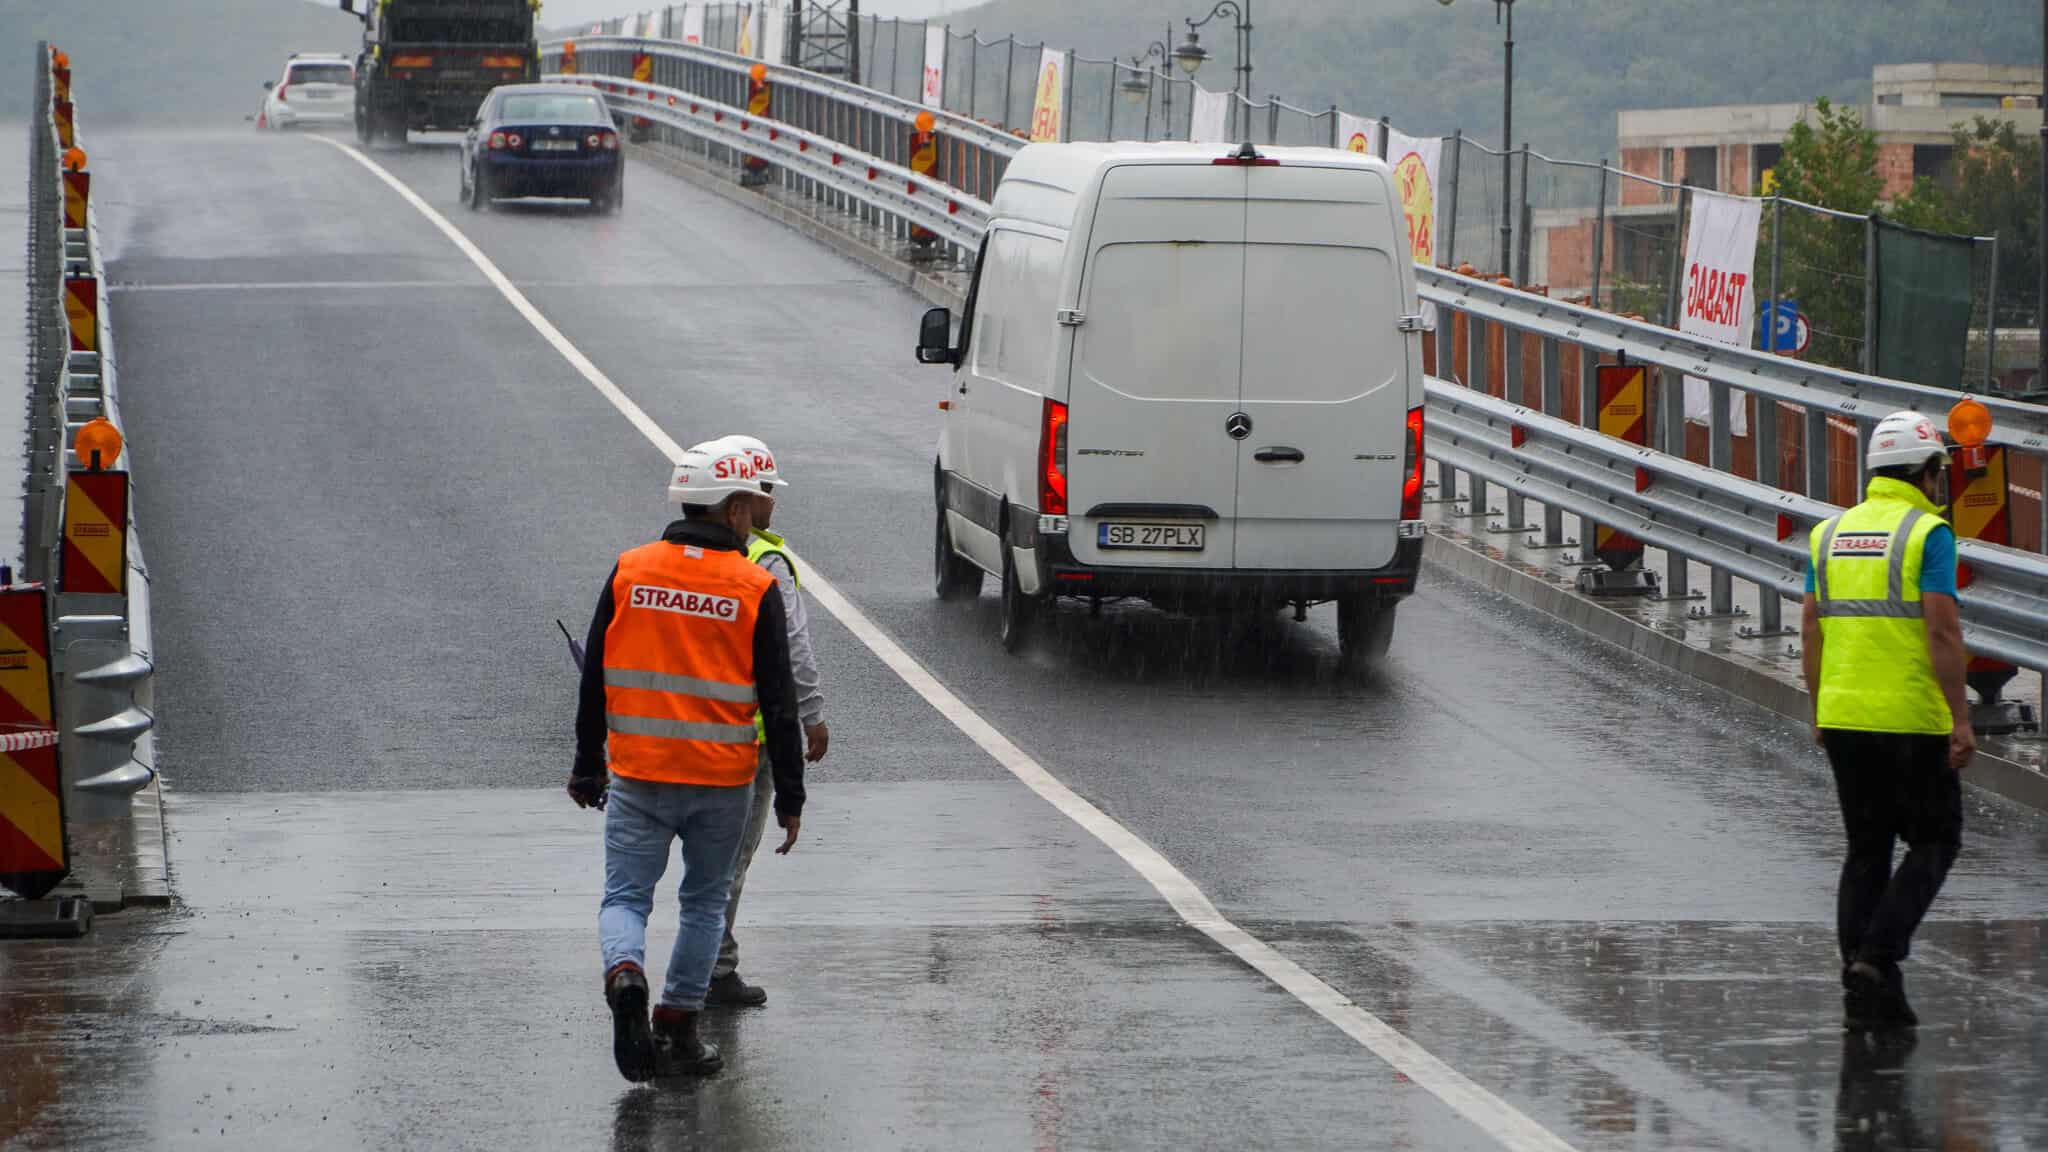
[600,775,754,1011]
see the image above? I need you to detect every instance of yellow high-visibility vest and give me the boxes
[1808,477,1953,735]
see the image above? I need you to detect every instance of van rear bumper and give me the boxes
[1038,534,1421,606]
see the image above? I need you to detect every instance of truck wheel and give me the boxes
[1336,596,1396,675]
[934,501,981,602]
[355,103,370,145]
[998,537,1037,653]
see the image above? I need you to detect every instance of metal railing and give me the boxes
[543,33,2048,687]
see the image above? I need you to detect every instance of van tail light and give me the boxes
[1400,405,1425,520]
[488,131,508,150]
[275,83,290,103]
[1040,398,1069,516]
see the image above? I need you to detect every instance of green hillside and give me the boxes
[939,0,2040,160]
[1,0,361,127]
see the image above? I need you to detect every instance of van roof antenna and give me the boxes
[1233,141,1261,163]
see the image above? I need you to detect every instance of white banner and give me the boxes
[1189,86,1230,144]
[737,3,758,57]
[1029,48,1068,143]
[1680,190,1761,434]
[761,3,787,65]
[921,25,947,108]
[1336,111,1378,156]
[680,3,704,45]
[1383,128,1443,266]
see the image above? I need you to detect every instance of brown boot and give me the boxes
[651,1004,723,1075]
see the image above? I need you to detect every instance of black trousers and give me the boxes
[1822,729,1963,967]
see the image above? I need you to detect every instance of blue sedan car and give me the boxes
[461,84,622,213]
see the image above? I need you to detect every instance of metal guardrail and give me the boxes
[25,46,156,825]
[545,32,2048,683]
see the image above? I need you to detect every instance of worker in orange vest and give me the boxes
[569,438,806,1082]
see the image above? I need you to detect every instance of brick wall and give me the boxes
[1620,147,1665,206]
[1875,142,1916,199]
[1726,145,1751,195]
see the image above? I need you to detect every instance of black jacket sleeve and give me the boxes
[573,565,618,778]
[752,582,806,820]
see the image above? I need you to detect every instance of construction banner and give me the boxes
[0,585,65,901]
[1029,48,1067,143]
[1872,216,1974,390]
[1680,190,1759,435]
[921,23,946,108]
[681,3,705,45]
[61,470,128,597]
[1384,128,1442,266]
[1336,111,1378,156]
[64,275,97,353]
[62,170,89,229]
[1594,364,1648,571]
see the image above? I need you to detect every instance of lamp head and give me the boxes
[1172,31,1208,76]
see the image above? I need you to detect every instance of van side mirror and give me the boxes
[263,80,275,90]
[915,306,957,366]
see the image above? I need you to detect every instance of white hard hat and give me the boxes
[666,436,786,506]
[708,434,788,491]
[1865,410,1948,473]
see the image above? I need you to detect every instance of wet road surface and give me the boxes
[3,128,2045,1150]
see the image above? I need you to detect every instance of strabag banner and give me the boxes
[1680,190,1761,434]
[1384,127,1441,265]
[1337,111,1378,156]
[922,24,947,108]
[1189,86,1230,144]
[1029,48,1067,142]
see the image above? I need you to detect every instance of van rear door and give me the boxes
[1233,164,1409,570]
[1065,164,1246,569]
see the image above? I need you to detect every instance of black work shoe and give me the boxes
[1844,960,1918,1029]
[652,1006,723,1075]
[605,964,657,1083]
[704,971,768,1008]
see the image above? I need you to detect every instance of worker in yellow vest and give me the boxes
[701,435,829,1009]
[1802,410,1974,1031]
[569,438,807,1081]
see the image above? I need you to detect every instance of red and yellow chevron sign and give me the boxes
[53,61,70,104]
[0,585,66,900]
[64,275,96,353]
[53,99,74,150]
[1953,445,2008,546]
[61,470,127,596]
[632,52,652,83]
[1594,364,1648,570]
[62,169,89,229]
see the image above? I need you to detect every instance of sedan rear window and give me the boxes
[498,94,607,123]
[288,64,353,86]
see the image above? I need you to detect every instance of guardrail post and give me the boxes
[1660,369,1690,598]
[1539,336,1564,545]
[1461,315,1492,520]
[1804,405,1829,500]
[1708,379,1735,615]
[1578,346,1601,551]
[1499,321,1527,532]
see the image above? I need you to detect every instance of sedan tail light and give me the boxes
[1400,405,1425,521]
[600,130,619,151]
[586,132,602,148]
[488,131,508,150]
[505,132,524,149]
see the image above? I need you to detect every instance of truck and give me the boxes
[340,0,540,143]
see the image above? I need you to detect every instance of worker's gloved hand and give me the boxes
[567,771,608,811]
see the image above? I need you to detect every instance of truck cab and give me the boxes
[343,0,538,143]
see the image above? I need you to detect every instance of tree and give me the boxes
[1941,117,2040,329]
[1760,98,1885,370]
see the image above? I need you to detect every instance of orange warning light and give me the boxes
[1948,396,1992,448]
[750,63,768,83]
[75,417,122,469]
[53,50,70,69]
[62,146,86,172]
[915,110,935,133]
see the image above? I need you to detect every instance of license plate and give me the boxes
[1097,522,1204,550]
[531,139,579,152]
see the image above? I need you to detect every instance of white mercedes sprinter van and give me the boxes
[917,141,1427,668]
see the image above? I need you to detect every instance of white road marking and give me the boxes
[317,135,1580,1152]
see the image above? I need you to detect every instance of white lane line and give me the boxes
[317,136,1579,1152]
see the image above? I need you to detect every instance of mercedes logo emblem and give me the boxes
[1225,412,1253,440]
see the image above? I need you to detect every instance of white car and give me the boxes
[917,141,1428,668]
[259,54,355,130]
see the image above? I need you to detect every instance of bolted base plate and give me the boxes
[0,895,94,939]
[1971,700,2040,738]
[1576,567,1660,598]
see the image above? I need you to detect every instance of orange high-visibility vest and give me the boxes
[603,539,774,786]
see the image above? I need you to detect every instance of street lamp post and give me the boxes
[1438,0,1516,276]
[1121,37,1172,141]
[1174,1,1252,138]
